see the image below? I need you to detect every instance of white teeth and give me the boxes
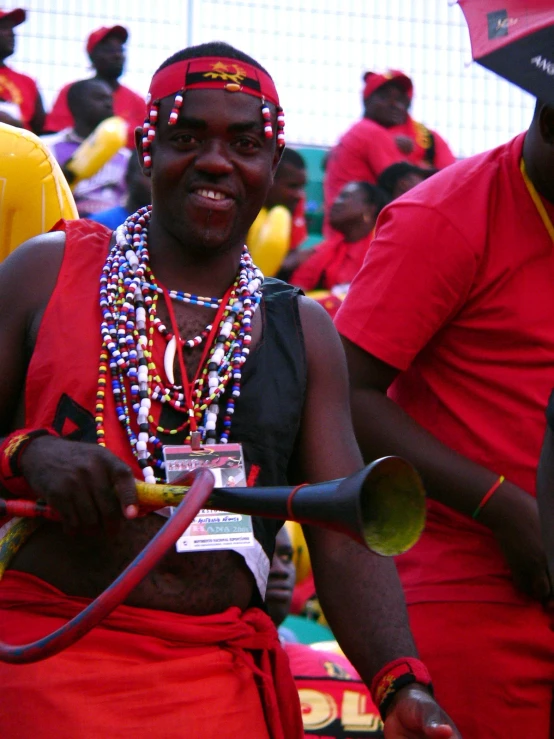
[196,189,226,200]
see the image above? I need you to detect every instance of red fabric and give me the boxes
[86,25,128,55]
[290,198,308,250]
[0,428,59,496]
[284,642,383,737]
[458,0,552,58]
[335,132,554,605]
[149,57,280,108]
[323,115,455,215]
[408,600,554,739]
[363,70,413,101]
[44,82,144,149]
[25,220,149,478]
[291,233,373,292]
[370,657,432,717]
[0,570,303,739]
[0,64,40,129]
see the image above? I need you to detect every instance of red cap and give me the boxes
[362,70,413,101]
[86,25,128,55]
[0,8,26,26]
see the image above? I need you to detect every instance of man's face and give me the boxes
[265,161,306,213]
[266,528,296,627]
[364,81,410,128]
[79,80,114,128]
[90,36,125,80]
[147,88,280,256]
[0,22,16,61]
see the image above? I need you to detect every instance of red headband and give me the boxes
[147,57,280,114]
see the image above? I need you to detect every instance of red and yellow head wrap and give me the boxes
[141,56,285,169]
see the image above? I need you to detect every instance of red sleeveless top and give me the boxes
[25,220,143,476]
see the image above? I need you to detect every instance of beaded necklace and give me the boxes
[96,205,264,483]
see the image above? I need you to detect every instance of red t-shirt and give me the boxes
[0,64,40,129]
[45,81,144,149]
[284,642,383,737]
[335,132,554,605]
[291,233,373,291]
[324,115,455,216]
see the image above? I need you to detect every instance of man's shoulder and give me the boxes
[340,117,386,143]
[0,64,36,85]
[262,276,303,298]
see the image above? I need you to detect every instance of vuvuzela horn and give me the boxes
[136,455,426,556]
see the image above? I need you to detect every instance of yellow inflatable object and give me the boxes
[65,115,128,188]
[0,123,78,261]
[246,205,291,277]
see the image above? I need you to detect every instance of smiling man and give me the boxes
[0,42,458,739]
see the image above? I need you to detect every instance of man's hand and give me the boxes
[19,436,139,528]
[483,480,552,603]
[384,686,461,738]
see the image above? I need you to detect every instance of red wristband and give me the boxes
[370,657,433,719]
[0,428,59,497]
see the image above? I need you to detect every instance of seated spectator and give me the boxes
[88,151,151,229]
[0,8,45,134]
[44,25,143,149]
[324,69,455,223]
[42,79,130,217]
[267,527,384,738]
[291,181,387,294]
[377,161,438,201]
[246,147,309,278]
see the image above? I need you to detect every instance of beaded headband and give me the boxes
[141,56,286,170]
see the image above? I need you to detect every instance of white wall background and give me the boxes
[4,0,537,158]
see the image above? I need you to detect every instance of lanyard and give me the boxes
[520,158,554,242]
[162,284,234,439]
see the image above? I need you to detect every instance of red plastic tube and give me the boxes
[0,468,215,664]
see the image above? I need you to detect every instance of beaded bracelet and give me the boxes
[370,657,433,720]
[472,475,505,520]
[0,428,59,496]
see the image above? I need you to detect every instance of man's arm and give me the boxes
[0,234,138,524]
[292,297,460,738]
[342,339,550,603]
[536,415,554,585]
[0,233,65,434]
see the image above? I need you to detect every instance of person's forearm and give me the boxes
[537,427,554,580]
[351,386,517,520]
[305,527,418,687]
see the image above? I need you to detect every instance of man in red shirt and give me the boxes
[324,70,455,225]
[0,7,45,134]
[335,99,554,738]
[44,25,143,149]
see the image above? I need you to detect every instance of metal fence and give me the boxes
[6,0,536,158]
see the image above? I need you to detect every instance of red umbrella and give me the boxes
[458,0,554,103]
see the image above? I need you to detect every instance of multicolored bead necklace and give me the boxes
[96,205,264,483]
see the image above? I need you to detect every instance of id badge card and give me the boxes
[163,443,255,553]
